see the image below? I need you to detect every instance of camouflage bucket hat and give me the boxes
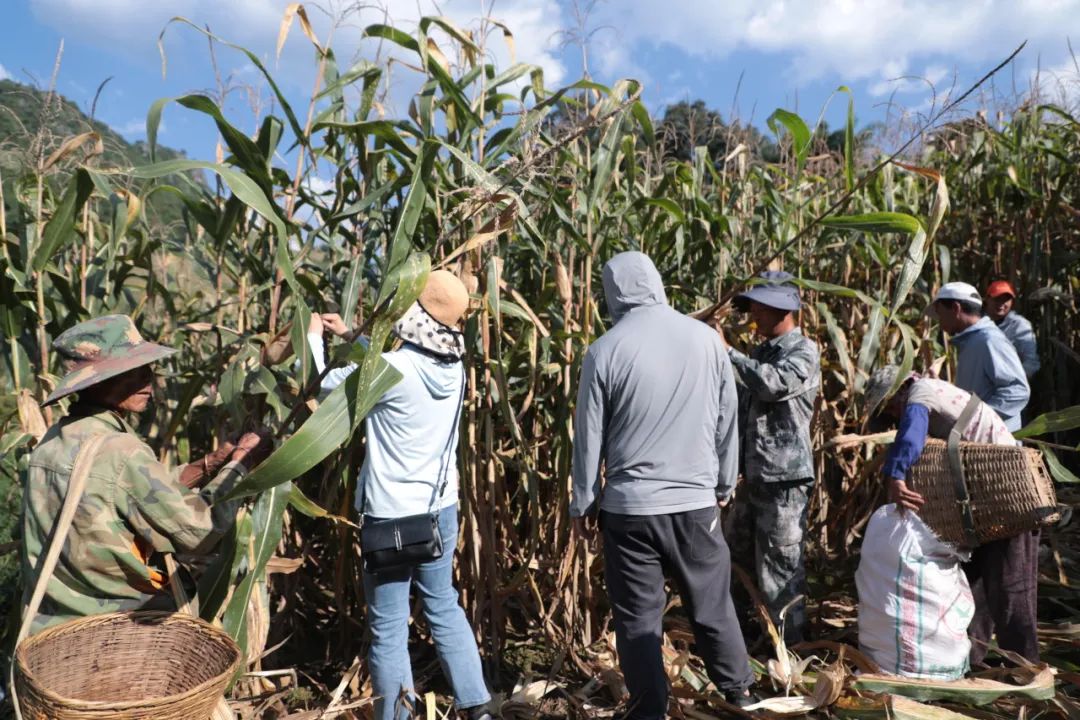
[863,365,905,419]
[43,315,177,406]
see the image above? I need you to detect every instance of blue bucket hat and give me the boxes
[733,270,801,312]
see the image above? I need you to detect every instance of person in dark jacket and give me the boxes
[723,271,820,645]
[984,280,1040,380]
[570,251,753,717]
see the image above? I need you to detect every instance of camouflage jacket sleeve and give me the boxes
[729,341,819,402]
[112,436,244,556]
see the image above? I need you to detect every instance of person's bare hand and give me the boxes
[307,312,324,336]
[888,478,925,513]
[718,494,732,509]
[232,430,274,468]
[321,313,350,338]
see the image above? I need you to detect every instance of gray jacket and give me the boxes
[996,311,1040,379]
[569,252,739,517]
[730,328,820,484]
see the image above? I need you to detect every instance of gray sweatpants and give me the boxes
[601,506,754,720]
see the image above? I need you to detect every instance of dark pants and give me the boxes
[964,530,1040,666]
[601,507,753,720]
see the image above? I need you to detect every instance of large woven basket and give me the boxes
[15,611,241,720]
[907,438,1060,546]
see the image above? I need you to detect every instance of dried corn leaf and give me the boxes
[836,694,978,719]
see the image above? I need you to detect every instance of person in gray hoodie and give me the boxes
[570,251,753,718]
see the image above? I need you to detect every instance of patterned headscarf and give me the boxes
[393,301,466,360]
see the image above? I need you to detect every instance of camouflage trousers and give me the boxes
[727,478,813,644]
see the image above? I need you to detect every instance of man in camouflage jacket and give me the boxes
[723,271,820,644]
[21,315,270,633]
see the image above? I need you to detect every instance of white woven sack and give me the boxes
[856,504,974,680]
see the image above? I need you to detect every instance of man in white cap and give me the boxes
[929,282,1029,432]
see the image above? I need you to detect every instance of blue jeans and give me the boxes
[363,507,490,720]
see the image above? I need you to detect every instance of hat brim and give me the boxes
[734,287,800,312]
[43,342,177,406]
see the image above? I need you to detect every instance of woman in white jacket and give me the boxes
[308,271,490,720]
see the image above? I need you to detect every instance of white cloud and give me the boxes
[0,63,10,81]
[114,117,165,137]
[587,0,1080,97]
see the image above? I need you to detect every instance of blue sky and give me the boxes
[3,0,1079,162]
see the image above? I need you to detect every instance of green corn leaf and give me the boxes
[131,159,298,293]
[767,108,812,177]
[380,142,436,295]
[216,353,402,501]
[1041,446,1080,484]
[221,482,291,652]
[1015,404,1080,438]
[158,19,305,143]
[851,667,1055,704]
[130,160,285,240]
[856,305,887,391]
[837,85,856,192]
[32,168,93,273]
[340,254,365,328]
[197,511,252,622]
[821,212,923,235]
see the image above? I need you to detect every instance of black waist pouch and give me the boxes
[360,513,444,573]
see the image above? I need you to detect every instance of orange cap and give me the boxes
[986,280,1016,299]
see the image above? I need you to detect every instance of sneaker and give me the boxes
[463,704,494,720]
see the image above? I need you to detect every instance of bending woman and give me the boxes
[307,271,490,720]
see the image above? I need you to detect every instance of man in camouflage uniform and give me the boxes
[723,271,820,644]
[21,315,270,633]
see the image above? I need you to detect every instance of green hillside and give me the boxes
[0,78,191,231]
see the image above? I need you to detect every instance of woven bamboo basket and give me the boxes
[907,439,1060,547]
[15,611,241,720]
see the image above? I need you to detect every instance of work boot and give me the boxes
[723,688,756,710]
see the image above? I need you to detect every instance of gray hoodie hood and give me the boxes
[602,251,668,323]
[401,345,461,400]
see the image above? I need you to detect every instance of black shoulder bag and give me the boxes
[359,366,466,573]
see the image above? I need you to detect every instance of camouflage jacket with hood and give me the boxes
[730,328,820,484]
[22,407,244,632]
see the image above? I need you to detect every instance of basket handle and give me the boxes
[947,394,982,547]
[11,433,107,720]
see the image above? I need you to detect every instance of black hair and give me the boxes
[939,298,983,317]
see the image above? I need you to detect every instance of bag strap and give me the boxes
[430,366,468,516]
[16,433,107,645]
[947,394,982,546]
[11,433,107,720]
